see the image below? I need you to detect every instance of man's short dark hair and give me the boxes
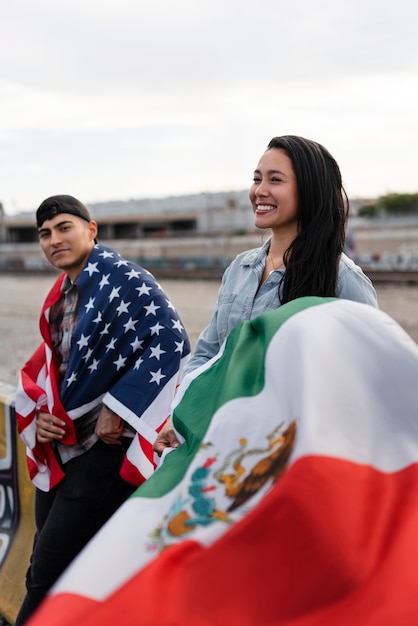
[36,195,91,228]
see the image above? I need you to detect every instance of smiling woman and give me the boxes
[153,134,379,456]
[186,135,378,366]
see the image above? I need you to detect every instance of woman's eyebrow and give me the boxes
[254,168,288,176]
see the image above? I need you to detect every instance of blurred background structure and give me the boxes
[1,191,418,281]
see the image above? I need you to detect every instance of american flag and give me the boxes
[15,243,190,491]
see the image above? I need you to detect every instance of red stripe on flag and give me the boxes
[120,433,156,486]
[119,456,147,487]
[138,431,155,463]
[28,593,99,625]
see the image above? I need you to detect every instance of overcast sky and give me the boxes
[0,0,417,214]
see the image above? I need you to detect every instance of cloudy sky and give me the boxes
[0,0,417,214]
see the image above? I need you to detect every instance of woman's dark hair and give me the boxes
[266,135,348,304]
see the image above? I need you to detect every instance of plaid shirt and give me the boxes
[49,275,101,464]
[49,275,78,384]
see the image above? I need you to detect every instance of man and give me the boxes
[14,195,190,624]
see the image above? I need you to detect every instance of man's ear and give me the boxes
[88,220,98,241]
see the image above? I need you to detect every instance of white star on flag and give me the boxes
[92,311,102,324]
[109,287,121,302]
[98,250,114,259]
[66,371,77,386]
[82,348,94,362]
[105,337,117,352]
[136,283,152,297]
[99,323,111,336]
[144,301,160,316]
[149,369,166,385]
[113,354,127,370]
[84,262,100,277]
[99,274,110,290]
[150,344,166,360]
[171,319,184,332]
[150,322,165,336]
[77,334,90,350]
[123,317,138,333]
[116,300,131,316]
[130,337,144,352]
[88,359,100,373]
[85,297,95,312]
[126,268,142,280]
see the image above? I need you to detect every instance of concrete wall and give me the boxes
[0,383,35,626]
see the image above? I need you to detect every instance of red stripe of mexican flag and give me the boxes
[31,459,418,626]
[28,298,418,625]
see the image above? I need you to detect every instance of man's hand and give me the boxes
[95,406,124,444]
[36,411,66,443]
[153,418,180,456]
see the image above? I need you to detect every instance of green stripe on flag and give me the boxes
[137,296,334,497]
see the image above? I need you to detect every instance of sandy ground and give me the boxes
[0,274,417,387]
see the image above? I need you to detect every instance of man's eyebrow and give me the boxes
[38,219,73,233]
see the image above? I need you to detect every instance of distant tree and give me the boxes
[358,202,378,217]
[380,193,418,214]
[358,193,418,216]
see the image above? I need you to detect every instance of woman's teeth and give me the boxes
[256,205,275,212]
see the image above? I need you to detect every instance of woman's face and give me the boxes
[249,148,299,236]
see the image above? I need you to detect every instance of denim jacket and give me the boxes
[183,238,378,376]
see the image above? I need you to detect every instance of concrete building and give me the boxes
[0,191,255,244]
[1,191,418,276]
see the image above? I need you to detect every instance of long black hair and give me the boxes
[266,135,348,304]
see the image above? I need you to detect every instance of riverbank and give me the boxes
[0,275,416,387]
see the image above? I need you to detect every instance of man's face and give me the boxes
[38,213,98,280]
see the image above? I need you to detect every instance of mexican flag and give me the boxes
[28,297,418,626]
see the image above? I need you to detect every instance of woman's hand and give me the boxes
[36,411,66,443]
[153,418,180,456]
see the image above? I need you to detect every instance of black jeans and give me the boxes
[15,439,136,625]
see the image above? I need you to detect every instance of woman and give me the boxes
[154,135,377,453]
